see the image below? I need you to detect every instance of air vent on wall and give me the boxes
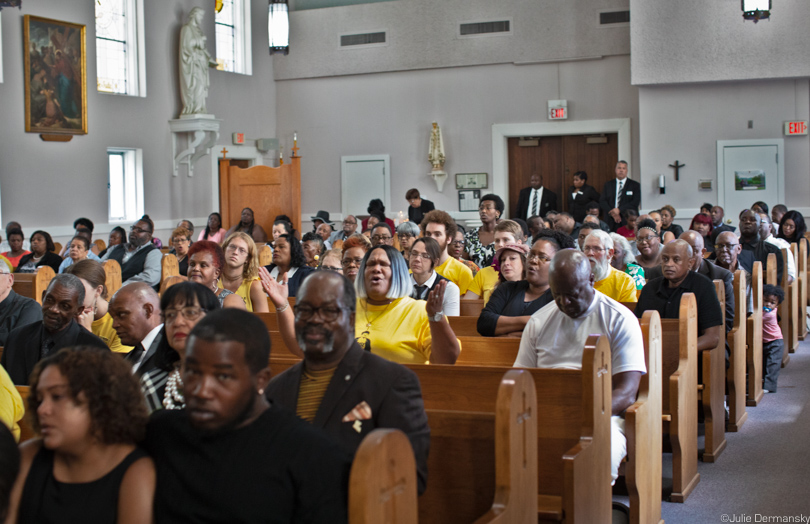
[599,10,630,25]
[460,20,510,36]
[340,31,386,47]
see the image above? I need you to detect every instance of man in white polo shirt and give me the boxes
[514,249,646,484]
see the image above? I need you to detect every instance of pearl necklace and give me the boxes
[163,370,185,410]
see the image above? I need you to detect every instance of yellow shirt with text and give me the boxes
[355,297,432,364]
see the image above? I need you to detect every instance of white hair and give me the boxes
[584,229,614,251]
[609,233,635,266]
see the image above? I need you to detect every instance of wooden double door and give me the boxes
[507,134,618,220]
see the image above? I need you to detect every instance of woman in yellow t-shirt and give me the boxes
[66,259,132,354]
[464,219,524,304]
[355,245,460,364]
[218,232,269,313]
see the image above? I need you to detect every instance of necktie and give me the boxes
[128,343,145,366]
[413,284,428,300]
[40,336,53,359]
[616,180,624,208]
[531,189,539,217]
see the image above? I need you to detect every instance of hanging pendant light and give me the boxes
[742,0,771,23]
[269,0,289,55]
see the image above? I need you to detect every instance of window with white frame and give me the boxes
[107,148,144,223]
[95,0,146,96]
[216,0,252,74]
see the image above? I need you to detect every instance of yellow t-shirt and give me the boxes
[594,266,638,303]
[435,256,474,295]
[0,364,24,442]
[218,276,260,312]
[467,266,499,304]
[93,312,133,354]
[355,297,432,364]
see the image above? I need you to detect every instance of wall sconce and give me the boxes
[742,0,771,22]
[269,0,289,55]
[658,174,666,195]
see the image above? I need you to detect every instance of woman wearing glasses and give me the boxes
[339,234,371,283]
[448,225,479,277]
[464,194,504,268]
[408,238,460,316]
[477,229,571,337]
[634,218,664,270]
[219,232,269,313]
[170,226,192,276]
[465,220,523,303]
[138,282,221,413]
[396,221,420,265]
[186,241,246,309]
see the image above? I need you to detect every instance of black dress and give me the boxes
[17,446,148,524]
[477,281,554,336]
[15,251,62,274]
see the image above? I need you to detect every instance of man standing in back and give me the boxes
[599,161,640,232]
[516,173,557,221]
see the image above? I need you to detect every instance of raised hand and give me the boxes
[425,279,446,318]
[258,266,289,308]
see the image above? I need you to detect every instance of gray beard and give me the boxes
[297,330,334,355]
[590,256,610,282]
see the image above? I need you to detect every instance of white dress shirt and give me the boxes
[410,271,460,316]
[527,187,544,219]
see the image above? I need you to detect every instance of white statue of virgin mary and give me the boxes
[179,8,217,116]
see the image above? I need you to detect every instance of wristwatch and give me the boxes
[428,311,444,322]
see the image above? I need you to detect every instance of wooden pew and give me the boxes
[160,254,180,294]
[784,245,799,353]
[52,242,62,254]
[94,238,106,253]
[460,299,485,317]
[447,316,480,337]
[745,263,764,408]
[456,337,520,367]
[103,259,122,299]
[701,280,727,462]
[258,244,272,267]
[727,270,749,430]
[658,293,699,503]
[160,276,186,295]
[412,336,612,524]
[12,266,55,304]
[16,386,35,443]
[795,241,807,341]
[349,429,419,524]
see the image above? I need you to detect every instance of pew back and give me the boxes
[745,262,764,408]
[456,336,520,367]
[103,259,122,299]
[460,300,485,317]
[726,270,748,430]
[16,386,35,442]
[447,316,480,337]
[12,266,55,304]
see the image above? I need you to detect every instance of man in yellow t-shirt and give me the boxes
[421,210,474,295]
[583,230,637,303]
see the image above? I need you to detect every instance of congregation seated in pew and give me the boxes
[144,309,351,523]
[185,241,246,309]
[713,231,754,313]
[264,271,430,494]
[2,274,107,385]
[219,232,269,313]
[338,233,371,285]
[514,249,646,484]
[168,226,191,277]
[739,209,784,285]
[477,228,572,337]
[609,232,646,290]
[261,234,314,298]
[57,235,100,274]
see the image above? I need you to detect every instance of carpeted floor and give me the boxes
[651,338,810,523]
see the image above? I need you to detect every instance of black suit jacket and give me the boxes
[124,329,165,378]
[599,178,641,228]
[567,184,601,223]
[710,224,737,244]
[515,186,557,220]
[1,320,108,385]
[0,290,42,346]
[265,343,430,494]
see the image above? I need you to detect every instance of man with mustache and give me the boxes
[514,249,646,486]
[582,230,637,303]
[1,274,107,385]
[264,270,430,494]
[100,217,161,288]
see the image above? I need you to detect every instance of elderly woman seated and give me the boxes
[318,248,344,274]
[634,218,663,270]
[301,232,325,269]
[58,235,100,273]
[339,234,372,284]
[610,233,645,291]
[170,226,192,276]
[396,221,420,264]
[477,229,573,337]
[186,240,246,309]
[408,237,460,316]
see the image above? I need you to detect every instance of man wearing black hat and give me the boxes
[311,210,334,232]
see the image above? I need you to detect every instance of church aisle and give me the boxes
[660,336,810,523]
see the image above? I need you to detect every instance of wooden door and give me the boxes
[508,134,618,220]
[218,158,302,235]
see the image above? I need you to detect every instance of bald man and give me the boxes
[514,250,646,484]
[636,241,723,353]
[110,282,164,376]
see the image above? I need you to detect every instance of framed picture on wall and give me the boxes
[458,189,481,212]
[23,15,87,135]
[455,173,488,189]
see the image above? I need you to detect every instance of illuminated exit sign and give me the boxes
[548,99,568,120]
[232,132,246,144]
[784,121,808,135]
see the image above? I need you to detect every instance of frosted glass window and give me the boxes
[216,0,251,74]
[108,148,144,223]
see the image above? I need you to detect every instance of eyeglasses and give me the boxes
[343,220,356,225]
[321,265,342,272]
[527,253,552,263]
[450,240,465,247]
[172,238,190,245]
[342,257,364,267]
[397,234,413,241]
[294,304,347,322]
[636,236,657,244]
[409,252,432,260]
[130,226,151,234]
[371,235,392,242]
[162,307,206,324]
[714,243,740,252]
[582,246,606,254]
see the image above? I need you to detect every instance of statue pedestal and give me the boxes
[428,169,448,192]
[169,115,221,177]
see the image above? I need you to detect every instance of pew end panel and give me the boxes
[102,259,122,299]
[702,280,728,463]
[625,311,663,524]
[798,240,807,340]
[159,254,180,294]
[745,263,764,409]
[727,270,748,431]
[12,265,55,304]
[349,429,418,524]
[784,246,799,353]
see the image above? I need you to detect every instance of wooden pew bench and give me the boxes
[15,386,35,443]
[447,316,480,337]
[745,263,764,407]
[460,299,485,317]
[103,259,122,299]
[12,266,55,304]
[701,280,728,463]
[726,270,748,432]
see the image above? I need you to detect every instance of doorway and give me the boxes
[716,139,785,224]
[341,155,391,219]
[507,134,618,219]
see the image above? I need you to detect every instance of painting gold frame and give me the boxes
[23,15,87,135]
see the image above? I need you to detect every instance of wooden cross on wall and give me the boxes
[669,160,685,181]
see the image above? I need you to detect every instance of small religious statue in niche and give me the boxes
[179,7,217,116]
[428,122,446,172]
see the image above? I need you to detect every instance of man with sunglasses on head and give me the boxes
[101,217,162,288]
[264,270,431,494]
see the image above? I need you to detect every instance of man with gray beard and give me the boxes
[583,230,638,303]
[264,271,431,494]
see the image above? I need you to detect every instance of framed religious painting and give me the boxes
[23,15,87,135]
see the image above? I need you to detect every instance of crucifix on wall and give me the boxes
[669,160,685,181]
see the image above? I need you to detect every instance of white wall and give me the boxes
[278,54,640,226]
[0,0,277,245]
[631,0,810,85]
[638,79,810,225]
[276,0,631,80]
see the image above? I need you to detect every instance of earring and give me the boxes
[258,388,265,395]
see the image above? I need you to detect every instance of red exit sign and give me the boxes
[232,132,245,144]
[549,107,567,120]
[784,121,808,135]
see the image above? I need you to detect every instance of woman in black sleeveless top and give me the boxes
[6,347,155,524]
